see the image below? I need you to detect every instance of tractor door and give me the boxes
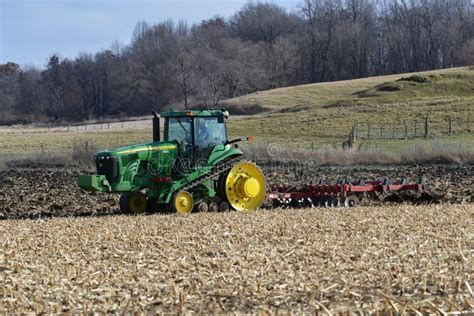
[165,116,193,172]
[193,116,227,166]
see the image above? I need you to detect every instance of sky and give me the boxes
[0,0,298,68]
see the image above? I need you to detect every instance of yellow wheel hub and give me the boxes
[236,176,260,198]
[174,191,194,214]
[129,192,147,214]
[225,162,265,212]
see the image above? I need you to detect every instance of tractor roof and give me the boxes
[160,109,229,118]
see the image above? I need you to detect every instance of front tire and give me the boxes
[120,192,147,214]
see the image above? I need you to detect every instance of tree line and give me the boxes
[1,0,474,123]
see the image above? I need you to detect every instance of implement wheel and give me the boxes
[120,192,147,214]
[171,190,194,214]
[218,161,266,212]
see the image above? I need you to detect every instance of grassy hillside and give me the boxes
[225,67,474,148]
[1,67,473,159]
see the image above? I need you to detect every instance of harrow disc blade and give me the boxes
[322,197,334,208]
[344,195,360,207]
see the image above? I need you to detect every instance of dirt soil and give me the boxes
[0,165,472,220]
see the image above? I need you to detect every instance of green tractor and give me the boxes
[77,109,266,214]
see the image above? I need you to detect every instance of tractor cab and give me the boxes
[161,110,228,167]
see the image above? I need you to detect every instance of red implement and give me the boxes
[266,178,425,207]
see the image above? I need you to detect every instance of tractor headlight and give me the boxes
[95,155,119,183]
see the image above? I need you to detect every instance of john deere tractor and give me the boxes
[77,109,266,213]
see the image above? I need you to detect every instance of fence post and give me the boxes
[348,125,356,149]
[467,115,471,133]
[424,115,429,138]
[414,120,417,137]
[448,117,452,135]
[85,141,89,153]
[392,124,395,139]
[311,141,314,152]
[379,124,383,139]
[404,121,408,139]
[367,123,371,139]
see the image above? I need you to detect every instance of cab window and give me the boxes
[166,117,192,143]
[194,117,226,148]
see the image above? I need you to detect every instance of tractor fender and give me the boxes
[207,144,243,165]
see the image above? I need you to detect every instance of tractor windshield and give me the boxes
[166,117,192,144]
[194,117,227,148]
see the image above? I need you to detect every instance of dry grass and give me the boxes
[2,137,471,171]
[242,141,474,166]
[1,205,473,314]
[1,143,97,169]
[0,129,151,155]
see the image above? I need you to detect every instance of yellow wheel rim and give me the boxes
[225,162,265,212]
[129,192,147,214]
[174,191,194,214]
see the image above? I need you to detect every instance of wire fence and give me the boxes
[65,120,150,132]
[352,115,472,141]
[343,114,473,148]
[0,118,152,133]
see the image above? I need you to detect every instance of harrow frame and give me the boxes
[266,178,426,207]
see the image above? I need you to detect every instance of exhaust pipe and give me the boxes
[152,111,160,142]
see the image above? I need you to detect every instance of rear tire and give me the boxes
[216,172,227,199]
[216,161,266,212]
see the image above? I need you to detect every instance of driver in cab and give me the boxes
[195,120,212,147]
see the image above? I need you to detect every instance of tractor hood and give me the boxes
[95,141,178,161]
[78,141,179,192]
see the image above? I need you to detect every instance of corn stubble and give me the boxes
[1,205,472,314]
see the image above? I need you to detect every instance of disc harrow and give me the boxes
[266,177,426,208]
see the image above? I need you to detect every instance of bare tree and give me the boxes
[73,53,94,120]
[1,0,473,123]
